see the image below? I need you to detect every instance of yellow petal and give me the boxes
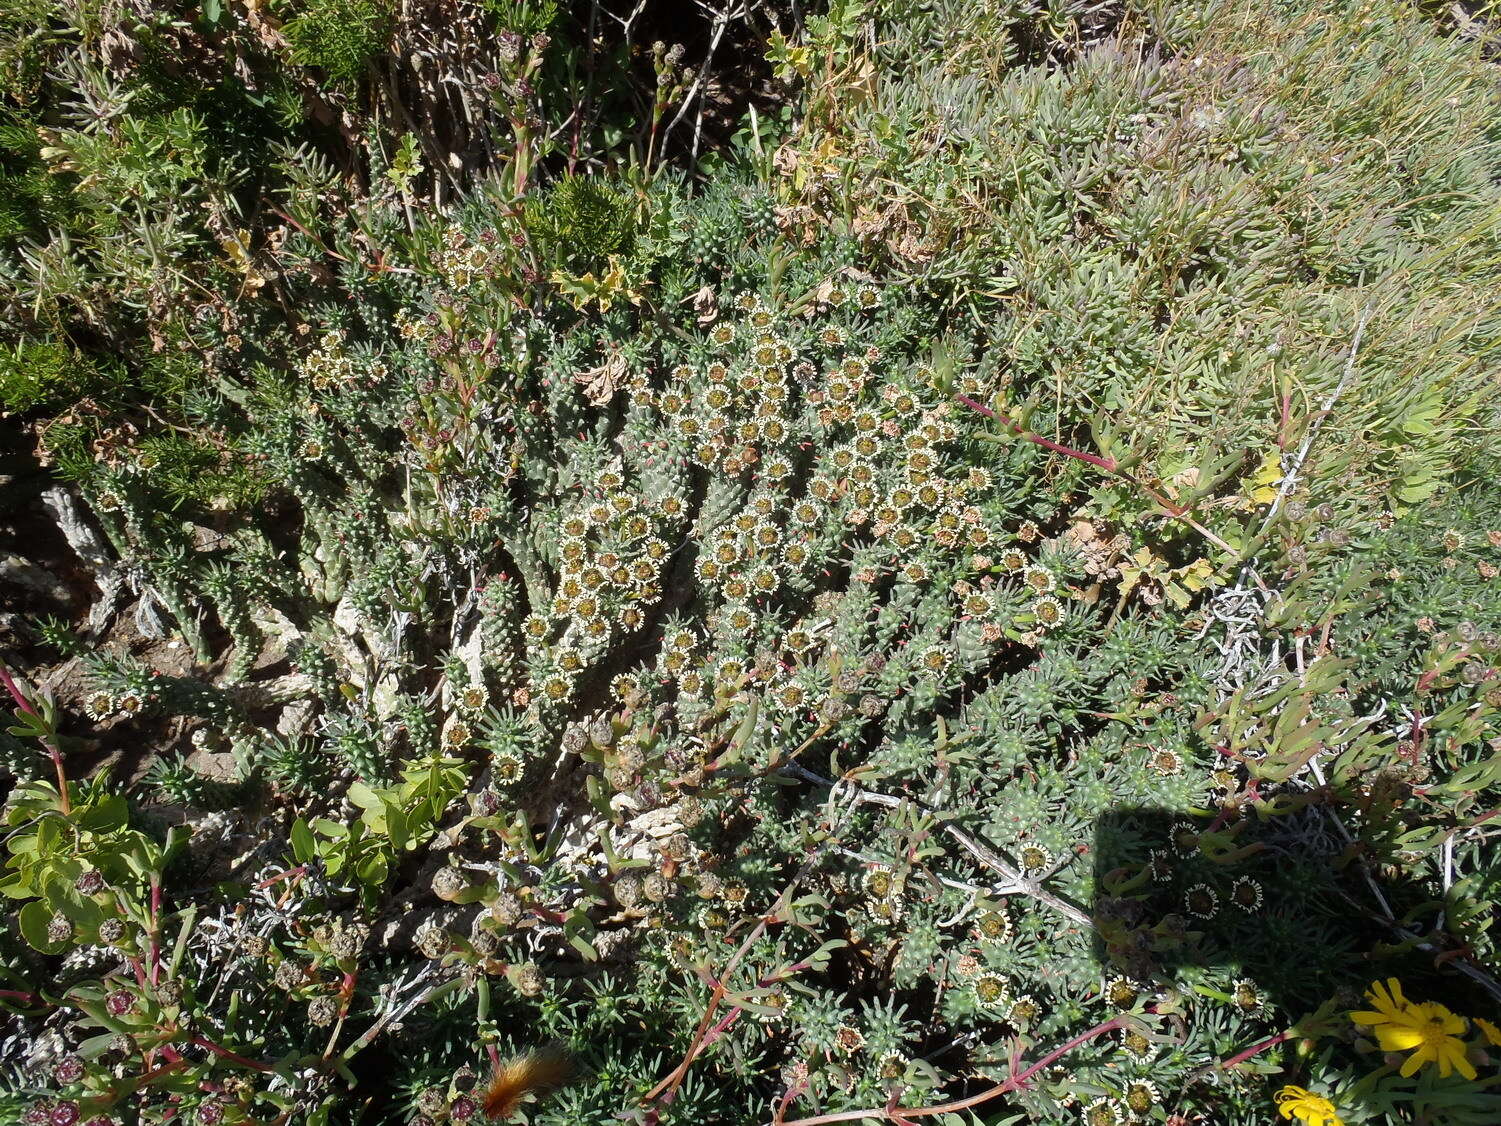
[1442,1042,1478,1081]
[1367,978,1408,1013]
[1376,1026,1424,1051]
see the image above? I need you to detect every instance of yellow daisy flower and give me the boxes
[1350,979,1476,1080]
[1476,1017,1501,1048]
[1275,1085,1343,1126]
[1349,977,1409,1025]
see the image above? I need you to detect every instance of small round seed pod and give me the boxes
[417,927,449,961]
[642,872,672,904]
[589,715,617,749]
[97,918,127,946]
[105,989,135,1017]
[490,890,525,926]
[274,960,306,991]
[53,1056,85,1085]
[307,996,340,1027]
[431,866,467,902]
[329,923,368,960]
[695,872,724,900]
[615,741,645,774]
[470,924,499,957]
[513,961,545,997]
[676,796,705,828]
[46,913,74,945]
[613,875,643,909]
[475,787,503,815]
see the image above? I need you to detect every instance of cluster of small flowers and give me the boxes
[394,307,436,344]
[84,689,145,720]
[300,329,361,390]
[653,299,804,479]
[433,225,500,290]
[518,469,687,709]
[1082,1079,1160,1126]
[860,864,905,924]
[621,301,1066,714]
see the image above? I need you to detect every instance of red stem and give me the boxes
[697,1007,743,1052]
[1219,1031,1293,1071]
[189,1034,277,1073]
[0,663,69,813]
[778,1016,1128,1126]
[255,866,307,891]
[0,664,38,717]
[954,396,1119,471]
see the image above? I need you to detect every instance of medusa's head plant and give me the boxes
[0,167,1193,1120]
[10,156,1486,1123]
[4,0,1501,1119]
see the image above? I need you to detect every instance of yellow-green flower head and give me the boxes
[1275,1086,1342,1126]
[1350,979,1477,1080]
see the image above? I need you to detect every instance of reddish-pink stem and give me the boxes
[778,1016,1128,1126]
[255,866,307,891]
[189,1034,277,1073]
[774,1079,812,1126]
[954,396,1119,471]
[0,664,38,716]
[1219,1030,1292,1071]
[0,663,69,813]
[698,1007,744,1052]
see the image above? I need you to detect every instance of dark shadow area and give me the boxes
[1090,804,1501,1121]
[1092,804,1479,1031]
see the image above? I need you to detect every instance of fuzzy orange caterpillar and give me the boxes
[482,1046,575,1121]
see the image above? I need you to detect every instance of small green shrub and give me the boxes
[281,0,395,88]
[1,2,1498,1126]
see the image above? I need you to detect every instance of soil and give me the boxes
[0,415,226,788]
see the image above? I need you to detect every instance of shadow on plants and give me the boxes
[1091,803,1460,1026]
[1088,803,1501,1121]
